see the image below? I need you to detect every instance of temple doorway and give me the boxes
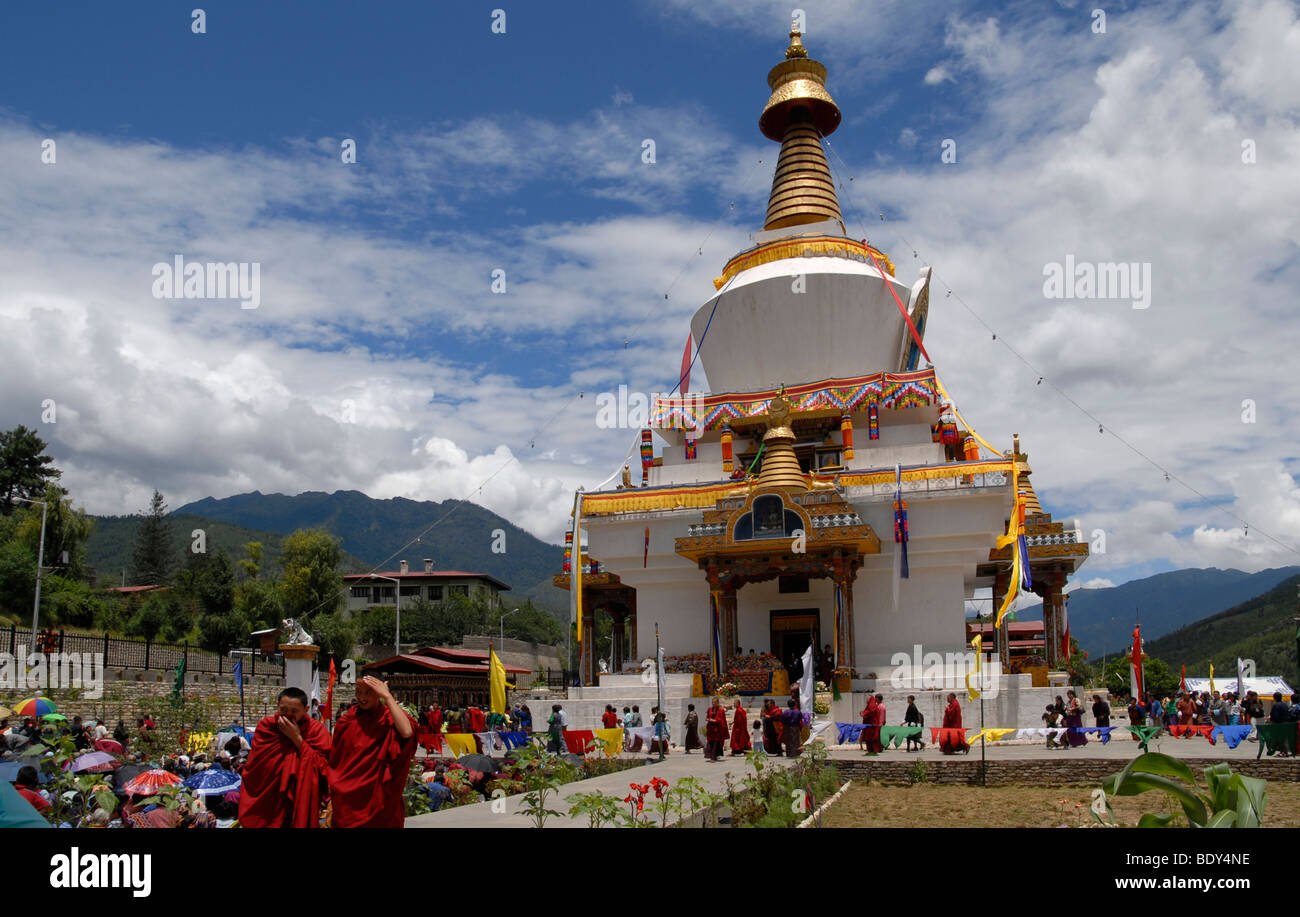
[769,609,819,677]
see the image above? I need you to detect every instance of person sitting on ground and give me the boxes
[423,772,453,811]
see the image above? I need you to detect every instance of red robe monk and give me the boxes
[729,700,751,755]
[329,675,418,828]
[466,705,487,733]
[704,697,729,761]
[239,687,332,828]
[939,693,969,755]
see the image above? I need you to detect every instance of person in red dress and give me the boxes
[328,675,418,828]
[939,692,969,754]
[859,694,883,753]
[704,696,728,761]
[601,704,621,729]
[729,699,751,755]
[238,687,332,828]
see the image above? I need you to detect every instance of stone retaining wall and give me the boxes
[831,757,1300,786]
[15,669,284,727]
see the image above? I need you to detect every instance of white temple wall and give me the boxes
[852,564,966,671]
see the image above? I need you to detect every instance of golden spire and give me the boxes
[754,390,808,492]
[760,21,843,231]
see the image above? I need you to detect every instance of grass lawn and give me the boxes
[821,782,1300,828]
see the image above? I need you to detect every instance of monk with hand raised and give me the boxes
[328,675,418,828]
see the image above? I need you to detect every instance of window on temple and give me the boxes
[816,449,841,469]
[754,495,785,536]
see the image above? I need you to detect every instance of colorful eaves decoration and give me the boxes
[651,369,939,432]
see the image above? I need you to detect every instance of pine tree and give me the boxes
[0,425,63,514]
[130,490,173,586]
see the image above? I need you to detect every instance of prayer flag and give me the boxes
[489,648,507,715]
[1130,625,1144,700]
[571,491,584,652]
[799,644,815,718]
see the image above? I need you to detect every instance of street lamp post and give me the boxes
[13,496,48,643]
[500,606,520,645]
[370,574,400,656]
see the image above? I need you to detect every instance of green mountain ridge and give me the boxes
[1143,574,1300,681]
[84,513,372,584]
[170,490,569,618]
[1014,566,1300,655]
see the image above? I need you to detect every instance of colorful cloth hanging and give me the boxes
[879,726,924,748]
[867,403,879,441]
[1080,727,1116,744]
[1255,723,1299,757]
[1126,725,1163,752]
[840,414,855,460]
[1169,724,1213,739]
[1208,725,1253,749]
[640,429,653,486]
[499,731,529,750]
[720,425,734,473]
[444,734,477,757]
[563,730,598,755]
[592,728,624,757]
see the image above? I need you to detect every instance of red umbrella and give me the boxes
[94,739,124,754]
[122,769,182,796]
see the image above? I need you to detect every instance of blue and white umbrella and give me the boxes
[182,769,241,796]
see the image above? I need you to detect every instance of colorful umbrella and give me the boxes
[11,698,57,717]
[64,752,119,774]
[183,769,241,796]
[93,739,124,754]
[40,713,67,722]
[121,769,182,796]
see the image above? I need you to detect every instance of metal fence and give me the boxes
[5,626,285,677]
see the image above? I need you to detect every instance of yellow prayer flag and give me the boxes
[490,648,507,715]
[1209,663,1215,694]
[445,734,477,757]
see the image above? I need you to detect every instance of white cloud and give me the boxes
[923,66,951,85]
[3,0,1298,581]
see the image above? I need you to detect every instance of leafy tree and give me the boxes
[130,491,173,586]
[236,541,264,580]
[158,591,193,644]
[279,528,343,623]
[0,535,37,619]
[11,484,93,582]
[235,577,282,631]
[312,610,358,660]
[127,593,168,641]
[1101,654,1177,698]
[198,607,250,653]
[0,425,62,515]
[43,576,105,628]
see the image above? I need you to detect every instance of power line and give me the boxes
[817,134,1299,561]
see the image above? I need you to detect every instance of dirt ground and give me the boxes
[820,781,1300,828]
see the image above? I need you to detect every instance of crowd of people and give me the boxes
[3,676,424,828]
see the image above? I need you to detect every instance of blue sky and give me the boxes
[1,0,1298,594]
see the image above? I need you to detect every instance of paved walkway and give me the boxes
[406,749,797,828]
[407,724,1288,827]
[823,730,1277,761]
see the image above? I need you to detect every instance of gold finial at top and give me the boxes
[759,24,843,230]
[786,20,808,59]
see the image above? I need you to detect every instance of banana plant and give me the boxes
[1099,752,1267,827]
